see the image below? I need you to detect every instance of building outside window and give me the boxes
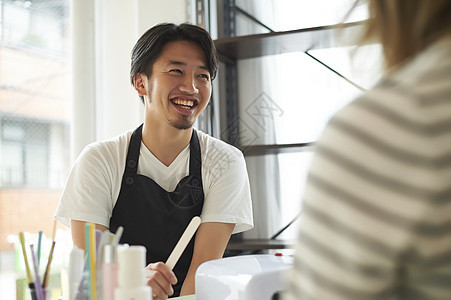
[0,0,71,298]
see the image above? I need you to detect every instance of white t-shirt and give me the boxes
[55,128,253,234]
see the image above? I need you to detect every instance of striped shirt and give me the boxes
[285,37,451,300]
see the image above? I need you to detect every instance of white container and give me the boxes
[195,254,293,300]
[102,244,119,300]
[115,245,152,300]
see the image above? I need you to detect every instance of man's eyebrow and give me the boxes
[167,60,186,66]
[167,60,209,72]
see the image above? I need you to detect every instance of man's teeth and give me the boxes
[173,99,194,108]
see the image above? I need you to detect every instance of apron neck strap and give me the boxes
[124,124,143,174]
[125,124,201,176]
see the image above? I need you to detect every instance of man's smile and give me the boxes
[171,97,199,110]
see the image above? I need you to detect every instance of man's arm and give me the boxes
[71,219,108,250]
[180,222,235,296]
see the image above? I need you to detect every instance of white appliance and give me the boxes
[195,254,293,300]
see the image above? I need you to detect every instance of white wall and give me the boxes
[72,0,191,159]
[72,0,96,160]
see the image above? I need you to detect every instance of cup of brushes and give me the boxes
[19,221,57,300]
[20,216,201,300]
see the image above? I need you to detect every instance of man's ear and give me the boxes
[133,73,147,96]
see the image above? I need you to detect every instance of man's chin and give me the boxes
[169,119,193,131]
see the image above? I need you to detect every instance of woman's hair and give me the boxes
[360,0,451,68]
[130,23,218,102]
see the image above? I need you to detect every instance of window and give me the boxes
[215,0,382,244]
[0,0,71,298]
[0,0,71,189]
[1,118,68,188]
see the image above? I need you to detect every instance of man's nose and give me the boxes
[179,74,199,94]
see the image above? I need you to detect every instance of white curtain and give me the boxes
[233,1,283,240]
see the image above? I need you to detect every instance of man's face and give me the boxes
[138,40,212,130]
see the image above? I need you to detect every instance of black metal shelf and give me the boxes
[238,142,314,156]
[214,21,363,62]
[226,238,296,251]
[214,7,363,253]
[214,21,364,155]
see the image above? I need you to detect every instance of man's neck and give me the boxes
[141,121,192,167]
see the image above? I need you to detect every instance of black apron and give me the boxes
[109,124,204,297]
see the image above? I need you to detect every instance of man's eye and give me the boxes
[169,69,183,74]
[199,74,210,80]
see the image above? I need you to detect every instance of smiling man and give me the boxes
[55,23,253,299]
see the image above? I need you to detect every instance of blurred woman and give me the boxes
[285,1,451,299]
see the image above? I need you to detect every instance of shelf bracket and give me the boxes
[304,50,366,92]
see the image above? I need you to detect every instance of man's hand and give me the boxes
[145,262,178,300]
